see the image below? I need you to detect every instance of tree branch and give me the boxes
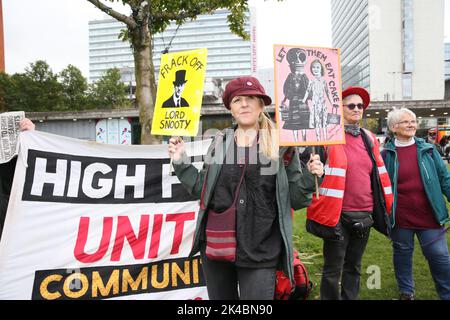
[152,10,201,22]
[87,0,137,29]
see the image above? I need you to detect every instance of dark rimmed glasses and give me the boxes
[343,103,364,110]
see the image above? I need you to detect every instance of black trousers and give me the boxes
[199,244,277,300]
[320,219,371,300]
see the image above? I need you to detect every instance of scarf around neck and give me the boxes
[344,124,361,137]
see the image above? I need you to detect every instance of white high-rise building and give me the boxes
[445,42,450,81]
[89,9,256,84]
[331,0,445,101]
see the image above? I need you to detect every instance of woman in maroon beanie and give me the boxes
[168,76,324,300]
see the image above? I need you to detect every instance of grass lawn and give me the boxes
[292,164,450,300]
[292,211,449,300]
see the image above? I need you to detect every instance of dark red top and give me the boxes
[395,144,440,229]
[342,133,374,212]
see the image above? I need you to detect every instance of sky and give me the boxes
[3,0,450,79]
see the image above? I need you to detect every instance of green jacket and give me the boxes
[173,129,318,286]
[382,137,450,226]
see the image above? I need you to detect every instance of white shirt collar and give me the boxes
[394,137,415,147]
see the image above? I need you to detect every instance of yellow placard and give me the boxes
[151,49,208,137]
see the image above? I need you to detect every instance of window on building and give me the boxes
[402,0,414,72]
[402,73,412,100]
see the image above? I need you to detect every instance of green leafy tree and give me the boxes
[0,72,11,112]
[364,118,380,133]
[90,67,130,109]
[0,73,31,111]
[87,0,279,144]
[22,60,64,111]
[0,61,64,112]
[59,65,88,111]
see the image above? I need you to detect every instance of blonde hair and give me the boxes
[258,100,279,160]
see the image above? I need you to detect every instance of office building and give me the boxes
[445,42,450,80]
[89,9,256,84]
[445,43,450,100]
[331,0,445,101]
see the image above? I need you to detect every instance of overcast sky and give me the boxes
[3,0,450,78]
[1,0,331,77]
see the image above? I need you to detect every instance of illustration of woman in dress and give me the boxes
[302,59,332,142]
[279,48,312,142]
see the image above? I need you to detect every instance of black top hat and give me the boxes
[173,70,188,85]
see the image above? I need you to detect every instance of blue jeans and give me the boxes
[391,227,450,300]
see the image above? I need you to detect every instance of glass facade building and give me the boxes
[331,0,370,89]
[331,0,444,102]
[89,9,253,83]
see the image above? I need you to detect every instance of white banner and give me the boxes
[0,131,211,300]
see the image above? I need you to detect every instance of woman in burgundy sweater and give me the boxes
[382,107,450,300]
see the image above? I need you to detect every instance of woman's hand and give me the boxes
[307,154,324,177]
[168,137,185,162]
[19,118,35,132]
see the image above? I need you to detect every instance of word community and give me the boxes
[177,304,273,318]
[33,257,203,300]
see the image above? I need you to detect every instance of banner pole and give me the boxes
[169,157,175,176]
[312,146,320,199]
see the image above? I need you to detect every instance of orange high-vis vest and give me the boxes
[307,130,393,227]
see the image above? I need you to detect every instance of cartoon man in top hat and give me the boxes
[162,70,190,108]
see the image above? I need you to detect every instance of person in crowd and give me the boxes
[427,129,437,144]
[384,135,392,146]
[439,136,449,160]
[382,107,450,300]
[0,118,35,239]
[444,139,450,163]
[427,129,444,157]
[168,76,324,300]
[305,86,393,300]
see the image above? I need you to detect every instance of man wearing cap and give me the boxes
[305,86,393,300]
[167,76,324,300]
[162,70,190,108]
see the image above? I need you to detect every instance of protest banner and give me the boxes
[273,45,345,146]
[0,111,24,163]
[0,131,210,300]
[151,49,208,137]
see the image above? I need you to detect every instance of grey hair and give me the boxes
[342,94,361,104]
[387,107,417,132]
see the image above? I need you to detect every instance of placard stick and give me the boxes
[168,136,180,176]
[312,146,320,199]
[169,157,175,176]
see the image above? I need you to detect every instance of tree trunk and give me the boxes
[132,25,160,145]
